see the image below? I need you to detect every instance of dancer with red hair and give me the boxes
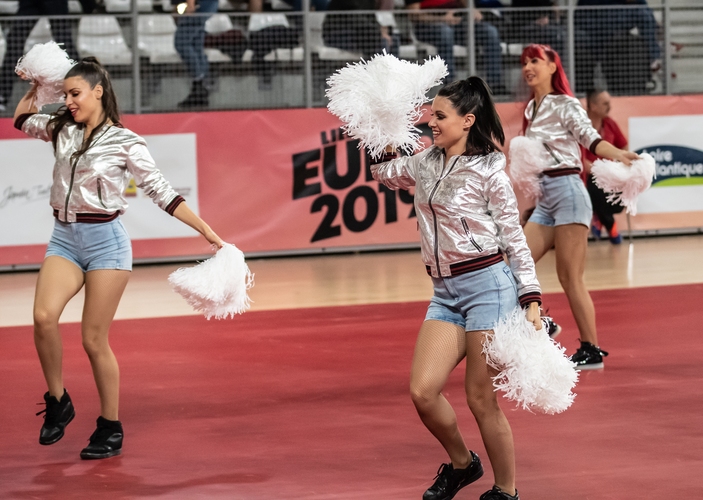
[517,44,637,369]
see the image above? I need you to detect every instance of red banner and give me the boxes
[1,93,702,268]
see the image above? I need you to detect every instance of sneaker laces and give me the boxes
[36,399,60,424]
[429,463,453,492]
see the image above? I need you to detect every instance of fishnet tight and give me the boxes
[409,320,516,494]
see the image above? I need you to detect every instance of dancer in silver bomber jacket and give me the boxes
[13,57,223,461]
[371,76,541,500]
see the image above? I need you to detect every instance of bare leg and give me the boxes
[82,270,130,421]
[33,257,85,398]
[554,224,598,345]
[465,330,516,496]
[409,320,471,468]
[523,221,555,264]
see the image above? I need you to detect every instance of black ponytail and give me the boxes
[436,76,505,155]
[49,57,121,157]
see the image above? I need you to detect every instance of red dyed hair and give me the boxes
[521,44,573,132]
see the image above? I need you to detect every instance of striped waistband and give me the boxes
[426,252,504,277]
[543,167,581,178]
[53,209,120,224]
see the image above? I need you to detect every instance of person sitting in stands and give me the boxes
[406,0,507,93]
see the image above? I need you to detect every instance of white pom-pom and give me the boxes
[591,153,655,215]
[326,52,448,158]
[15,41,76,110]
[483,307,579,414]
[168,243,254,320]
[507,136,550,202]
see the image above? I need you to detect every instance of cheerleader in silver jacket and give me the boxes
[519,44,638,369]
[13,58,223,460]
[372,77,541,500]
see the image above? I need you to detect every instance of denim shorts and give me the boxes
[529,174,592,228]
[425,262,519,332]
[45,218,132,272]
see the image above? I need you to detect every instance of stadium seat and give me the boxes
[138,14,181,64]
[203,14,233,62]
[104,0,153,13]
[309,12,361,62]
[77,15,132,65]
[23,17,53,54]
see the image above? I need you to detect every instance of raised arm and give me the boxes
[14,84,39,122]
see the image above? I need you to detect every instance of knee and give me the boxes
[81,328,108,358]
[466,387,499,419]
[33,308,58,336]
[410,384,438,412]
[556,268,583,291]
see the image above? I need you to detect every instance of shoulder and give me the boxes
[550,94,581,108]
[460,151,506,175]
[111,126,146,147]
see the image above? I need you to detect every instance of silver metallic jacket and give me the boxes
[21,113,183,223]
[372,147,541,302]
[524,94,601,172]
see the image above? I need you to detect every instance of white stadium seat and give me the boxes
[77,15,133,65]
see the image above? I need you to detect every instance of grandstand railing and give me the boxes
[0,0,700,114]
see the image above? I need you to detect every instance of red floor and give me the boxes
[1,284,702,499]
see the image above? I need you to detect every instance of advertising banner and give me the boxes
[1,94,702,268]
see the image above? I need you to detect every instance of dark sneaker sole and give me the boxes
[575,362,604,371]
[39,410,75,446]
[80,449,122,460]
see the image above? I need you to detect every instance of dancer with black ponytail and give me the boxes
[14,57,223,459]
[518,44,637,369]
[372,77,542,500]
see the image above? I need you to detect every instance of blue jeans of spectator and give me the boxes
[175,0,219,80]
[413,20,502,86]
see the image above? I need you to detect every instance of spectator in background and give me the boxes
[323,0,398,59]
[575,0,661,94]
[509,0,564,55]
[406,0,506,93]
[581,88,627,244]
[175,0,219,108]
[0,0,80,113]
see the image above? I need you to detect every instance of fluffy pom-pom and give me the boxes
[326,52,448,158]
[15,41,76,110]
[168,243,254,320]
[483,307,579,414]
[591,153,655,215]
[507,136,550,202]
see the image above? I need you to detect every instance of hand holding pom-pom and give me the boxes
[326,52,448,159]
[15,41,75,110]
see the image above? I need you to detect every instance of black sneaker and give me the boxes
[480,485,520,500]
[177,80,209,109]
[423,451,484,500]
[80,416,123,460]
[541,316,562,339]
[36,389,75,445]
[570,340,609,370]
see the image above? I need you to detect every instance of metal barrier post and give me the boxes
[567,2,575,89]
[468,2,476,78]
[303,0,313,108]
[130,0,141,113]
[664,0,672,95]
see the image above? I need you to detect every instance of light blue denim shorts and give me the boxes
[425,262,519,332]
[529,174,592,228]
[46,218,133,272]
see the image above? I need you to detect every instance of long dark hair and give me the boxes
[436,76,505,155]
[49,57,121,156]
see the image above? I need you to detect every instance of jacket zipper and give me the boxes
[97,179,107,208]
[542,143,562,165]
[461,218,483,252]
[64,154,80,221]
[428,155,460,275]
